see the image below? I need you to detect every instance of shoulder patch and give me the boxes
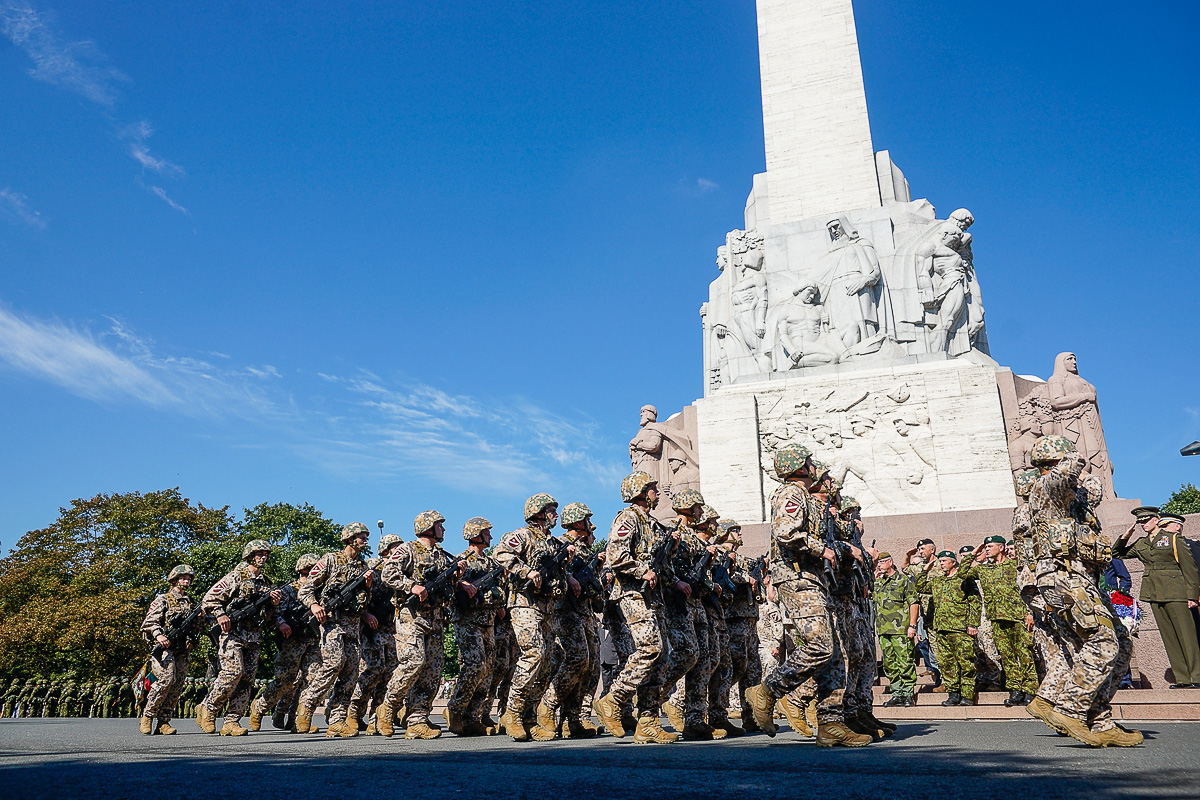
[615,517,634,538]
[507,536,521,547]
[784,499,802,516]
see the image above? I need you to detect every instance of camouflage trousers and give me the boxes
[610,594,668,714]
[143,648,189,722]
[846,594,877,716]
[486,614,516,719]
[933,630,977,699]
[880,634,917,697]
[505,604,554,716]
[1029,594,1073,703]
[764,583,839,722]
[543,606,598,718]
[705,603,734,723]
[299,620,362,724]
[448,609,496,721]
[817,593,871,718]
[662,601,706,723]
[602,600,635,712]
[992,619,1039,694]
[203,634,261,724]
[1087,611,1133,732]
[974,611,1005,689]
[351,623,398,714]
[256,635,318,718]
[383,608,445,724]
[726,616,761,720]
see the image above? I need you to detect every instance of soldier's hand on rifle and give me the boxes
[714,583,723,597]
[822,547,839,567]
[270,589,283,605]
[411,585,428,603]
[596,552,606,566]
[528,571,543,589]
[568,576,582,597]
[460,581,478,599]
[365,613,378,630]
[217,614,231,634]
[278,622,292,639]
[643,569,658,589]
[849,545,864,564]
[967,626,978,637]
[155,634,171,648]
[676,580,692,600]
[364,569,375,588]
[1025,613,1034,632]
[310,603,327,623]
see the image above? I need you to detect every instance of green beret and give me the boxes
[877,551,892,561]
[937,550,956,560]
[958,545,975,554]
[983,535,1006,545]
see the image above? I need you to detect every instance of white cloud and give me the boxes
[697,177,718,192]
[144,184,188,215]
[122,120,184,177]
[0,187,47,229]
[0,1,126,106]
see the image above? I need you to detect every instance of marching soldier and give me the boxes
[198,540,283,736]
[721,520,765,732]
[139,564,199,734]
[447,518,505,736]
[249,553,321,732]
[352,534,404,734]
[697,505,742,738]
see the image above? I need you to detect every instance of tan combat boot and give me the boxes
[156,721,177,735]
[815,721,872,747]
[534,701,558,739]
[219,721,249,736]
[405,721,442,739]
[248,697,265,731]
[500,707,529,742]
[272,708,289,731]
[324,721,346,738]
[343,706,362,737]
[805,700,818,732]
[1025,696,1058,727]
[446,707,466,736]
[195,704,216,734]
[633,714,679,744]
[139,716,153,735]
[594,693,625,738]
[663,701,685,732]
[745,684,778,738]
[1045,709,1102,746]
[777,696,812,736]
[375,702,395,737]
[462,718,488,736]
[564,713,598,739]
[481,713,500,736]
[365,720,378,736]
[710,716,744,738]
[294,705,314,735]
[1092,726,1143,747]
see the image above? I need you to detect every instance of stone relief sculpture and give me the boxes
[629,404,701,516]
[815,217,884,350]
[703,229,772,391]
[771,284,844,369]
[1048,352,1115,499]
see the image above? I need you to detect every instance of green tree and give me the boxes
[1162,483,1200,515]
[0,489,233,680]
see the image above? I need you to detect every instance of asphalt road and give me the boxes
[2,717,1198,800]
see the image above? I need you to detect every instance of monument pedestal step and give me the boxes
[871,687,1200,722]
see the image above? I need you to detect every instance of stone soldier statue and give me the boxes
[139,564,199,734]
[1114,513,1200,687]
[198,540,283,736]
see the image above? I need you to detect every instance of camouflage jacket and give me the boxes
[756,595,785,650]
[1029,454,1109,575]
[453,548,506,614]
[903,560,944,619]
[494,524,564,609]
[382,539,455,619]
[670,528,712,608]
[365,557,398,630]
[202,563,279,643]
[872,569,918,636]
[914,567,981,633]
[277,580,319,641]
[1012,502,1035,568]
[140,589,197,647]
[607,504,673,607]
[768,482,827,590]
[726,552,760,620]
[958,555,1028,623]
[299,550,372,627]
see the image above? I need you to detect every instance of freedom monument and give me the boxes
[629,0,1181,687]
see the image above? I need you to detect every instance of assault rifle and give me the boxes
[640,533,677,594]
[278,594,321,639]
[151,600,205,660]
[820,500,842,592]
[516,537,572,599]
[321,570,372,615]
[208,585,280,638]
[405,561,463,610]
[455,564,505,610]
[846,508,872,596]
[567,549,605,611]
[711,552,737,607]
[747,554,767,603]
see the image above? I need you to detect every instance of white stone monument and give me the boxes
[695,0,1012,524]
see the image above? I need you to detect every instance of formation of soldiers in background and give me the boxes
[17,432,1190,748]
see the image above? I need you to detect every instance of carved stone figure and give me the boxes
[1048,352,1115,499]
[728,231,769,367]
[629,404,665,474]
[916,228,971,354]
[815,216,882,349]
[772,284,844,368]
[629,404,701,516]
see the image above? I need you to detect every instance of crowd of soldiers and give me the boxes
[124,433,1163,747]
[1,677,136,718]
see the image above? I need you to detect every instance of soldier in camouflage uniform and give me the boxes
[296,523,377,738]
[745,449,869,747]
[960,536,1038,705]
[904,538,944,688]
[0,680,17,717]
[594,472,679,744]
[494,494,572,742]
[350,534,403,735]
[698,505,742,738]
[659,489,713,740]
[249,553,321,732]
[874,552,919,706]
[600,569,638,731]
[539,502,604,738]
[485,606,517,734]
[199,540,284,736]
[722,520,764,732]
[44,681,62,718]
[139,564,199,734]
[915,550,980,705]
[377,510,465,739]
[447,518,505,736]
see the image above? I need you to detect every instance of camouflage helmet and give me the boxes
[462,516,493,541]
[773,445,812,480]
[295,553,319,574]
[242,539,272,560]
[378,533,403,555]
[340,521,370,543]
[413,510,446,536]
[809,459,831,484]
[670,488,705,513]
[1014,469,1039,498]
[698,504,720,526]
[718,518,742,536]
[841,496,861,512]
[827,477,843,496]
[620,471,657,503]
[524,493,558,521]
[167,564,194,583]
[1030,435,1076,466]
[560,503,593,528]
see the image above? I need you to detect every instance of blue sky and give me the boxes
[2,1,1198,548]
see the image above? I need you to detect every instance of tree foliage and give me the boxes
[1162,483,1200,516]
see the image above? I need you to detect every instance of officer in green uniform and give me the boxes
[873,552,919,706]
[960,535,1038,706]
[1114,512,1200,687]
[914,550,981,706]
